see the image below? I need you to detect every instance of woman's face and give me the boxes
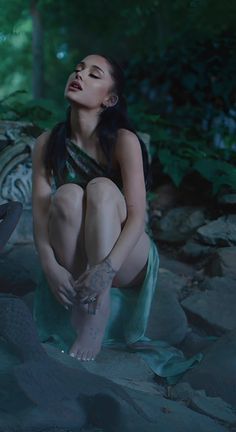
[64,54,115,110]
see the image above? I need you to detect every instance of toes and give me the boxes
[76,349,82,361]
[81,350,89,361]
[69,341,79,358]
[86,350,94,361]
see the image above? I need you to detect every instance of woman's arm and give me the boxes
[31,131,57,272]
[32,131,76,308]
[107,128,147,272]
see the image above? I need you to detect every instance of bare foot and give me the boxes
[68,288,110,361]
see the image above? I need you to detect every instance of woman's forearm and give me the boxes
[32,207,57,272]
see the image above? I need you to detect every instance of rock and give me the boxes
[181,240,212,262]
[34,345,229,432]
[191,392,236,424]
[180,328,236,408]
[159,253,195,278]
[205,247,236,279]
[146,268,188,345]
[196,215,236,246]
[153,207,206,244]
[7,208,34,244]
[181,277,236,334]
[0,244,40,296]
[0,335,229,432]
[169,382,195,401]
[120,387,228,432]
[218,193,236,206]
[150,183,180,213]
[178,330,216,357]
[170,382,236,424]
[65,346,155,389]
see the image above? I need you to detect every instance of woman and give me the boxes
[32,53,159,362]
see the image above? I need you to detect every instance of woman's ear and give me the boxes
[107,94,119,108]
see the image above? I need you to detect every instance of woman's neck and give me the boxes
[70,105,100,148]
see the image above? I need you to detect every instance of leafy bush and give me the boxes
[127,33,236,195]
[0,91,63,129]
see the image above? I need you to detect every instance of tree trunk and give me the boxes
[31,1,44,99]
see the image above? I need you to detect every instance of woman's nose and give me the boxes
[75,70,82,80]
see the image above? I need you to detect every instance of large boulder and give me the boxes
[217,193,236,207]
[205,247,236,279]
[153,207,206,244]
[181,277,236,334]
[0,244,40,296]
[180,328,236,408]
[170,382,236,424]
[146,268,188,345]
[196,215,236,246]
[180,239,212,262]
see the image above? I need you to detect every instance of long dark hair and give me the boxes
[44,54,151,189]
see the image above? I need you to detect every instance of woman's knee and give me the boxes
[86,177,118,207]
[50,183,84,220]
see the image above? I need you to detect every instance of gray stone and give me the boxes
[182,277,236,333]
[0,244,40,295]
[205,247,236,279]
[64,346,155,389]
[196,215,236,246]
[0,337,228,432]
[191,393,236,424]
[178,330,216,357]
[120,387,228,432]
[150,183,180,213]
[170,382,236,424]
[159,253,196,278]
[181,240,212,262]
[180,328,236,407]
[36,345,230,432]
[153,206,206,243]
[218,193,236,206]
[8,208,34,244]
[146,268,189,345]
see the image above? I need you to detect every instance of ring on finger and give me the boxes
[87,296,96,303]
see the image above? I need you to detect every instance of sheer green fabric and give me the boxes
[33,240,159,351]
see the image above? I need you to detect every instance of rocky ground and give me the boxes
[0,184,236,431]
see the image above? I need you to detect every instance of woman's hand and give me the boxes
[44,262,77,309]
[74,258,116,312]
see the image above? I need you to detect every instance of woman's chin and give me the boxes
[65,91,82,102]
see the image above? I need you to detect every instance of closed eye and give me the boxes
[90,74,100,79]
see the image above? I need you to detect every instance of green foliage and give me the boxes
[193,159,236,194]
[0,91,63,129]
[126,30,236,195]
[0,0,236,196]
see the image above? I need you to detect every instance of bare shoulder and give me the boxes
[32,130,51,162]
[31,130,52,179]
[116,128,140,157]
[34,130,51,152]
[115,128,141,161]
[117,128,139,143]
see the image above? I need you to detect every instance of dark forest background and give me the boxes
[0,0,236,196]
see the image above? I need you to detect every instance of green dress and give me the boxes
[33,139,202,384]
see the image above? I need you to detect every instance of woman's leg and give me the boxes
[48,183,87,278]
[69,178,150,361]
[85,178,150,286]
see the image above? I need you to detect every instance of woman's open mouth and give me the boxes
[68,80,83,91]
